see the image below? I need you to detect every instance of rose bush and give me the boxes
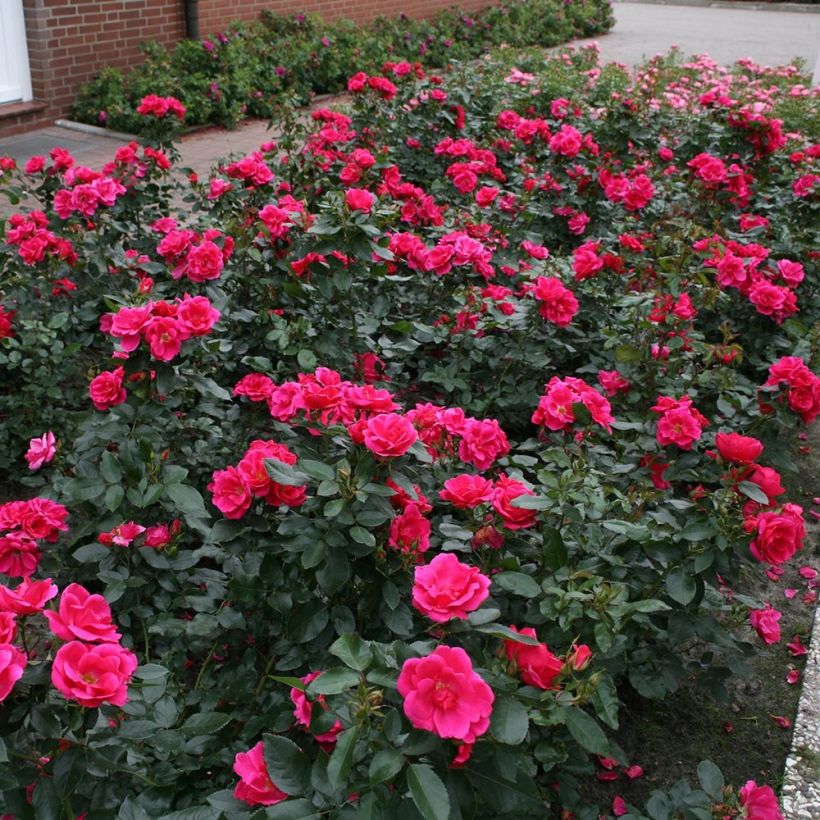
[0,43,816,818]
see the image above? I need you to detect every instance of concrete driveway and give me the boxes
[576,0,820,69]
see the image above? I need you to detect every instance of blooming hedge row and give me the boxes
[70,0,614,133]
[0,44,818,819]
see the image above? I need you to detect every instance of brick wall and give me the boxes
[1,0,495,138]
[199,0,494,33]
[3,0,184,136]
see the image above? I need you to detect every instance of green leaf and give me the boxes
[73,543,109,563]
[564,707,610,755]
[624,600,671,614]
[265,458,309,486]
[306,667,361,695]
[349,525,376,547]
[472,623,541,645]
[265,800,321,819]
[490,697,529,745]
[677,522,716,542]
[119,720,160,740]
[135,663,170,681]
[100,450,122,483]
[408,440,433,463]
[509,494,551,510]
[105,484,125,512]
[369,748,404,785]
[542,525,567,570]
[737,481,769,505]
[64,476,105,502]
[297,349,318,370]
[330,633,374,672]
[666,567,697,605]
[32,778,60,820]
[157,809,219,820]
[697,760,724,799]
[590,675,620,730]
[493,571,541,598]
[615,344,641,363]
[189,373,232,402]
[263,734,312,796]
[0,737,6,763]
[181,712,232,735]
[327,726,358,789]
[53,747,84,797]
[165,483,210,519]
[407,763,451,820]
[324,499,345,518]
[299,459,336,482]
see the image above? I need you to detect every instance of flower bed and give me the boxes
[0,45,818,819]
[70,0,614,134]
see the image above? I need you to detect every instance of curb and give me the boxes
[613,0,820,12]
[781,603,820,817]
[54,119,138,142]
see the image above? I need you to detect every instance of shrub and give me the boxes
[71,0,615,134]
[1,45,817,818]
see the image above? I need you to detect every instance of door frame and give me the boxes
[0,0,33,104]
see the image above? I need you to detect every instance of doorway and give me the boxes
[0,0,33,104]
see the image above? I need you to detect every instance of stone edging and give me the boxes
[781,602,820,817]
[613,0,820,13]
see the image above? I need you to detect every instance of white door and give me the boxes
[0,0,33,104]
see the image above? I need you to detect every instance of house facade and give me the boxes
[0,0,492,138]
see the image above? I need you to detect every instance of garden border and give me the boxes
[781,601,820,816]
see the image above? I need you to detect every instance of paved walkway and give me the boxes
[0,1,818,203]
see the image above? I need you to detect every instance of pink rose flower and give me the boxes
[412,553,491,623]
[651,395,708,450]
[749,604,781,645]
[0,531,41,577]
[597,370,630,397]
[43,583,122,643]
[11,497,69,542]
[233,741,288,806]
[344,187,375,213]
[567,643,593,671]
[0,577,58,615]
[532,276,579,328]
[715,432,763,464]
[176,295,220,336]
[143,524,173,548]
[234,374,275,402]
[183,241,224,282]
[457,417,510,470]
[491,474,537,530]
[89,367,127,411]
[290,671,343,747]
[749,504,805,565]
[363,413,418,458]
[397,645,494,743]
[504,626,563,689]
[209,467,253,519]
[738,780,783,820]
[746,465,785,504]
[51,641,137,707]
[439,474,494,509]
[388,503,431,556]
[0,643,27,702]
[25,431,56,471]
[0,612,17,644]
[143,317,189,362]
